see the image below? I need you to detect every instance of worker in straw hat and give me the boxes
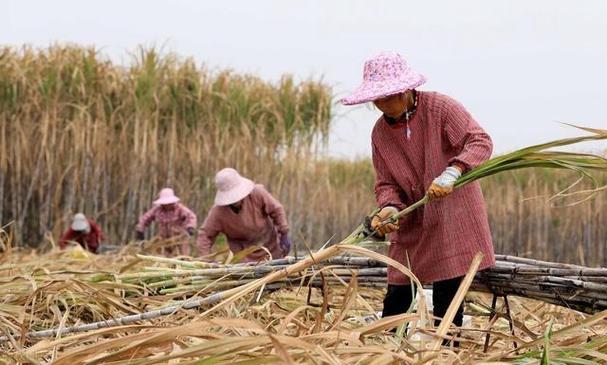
[342,52,495,332]
[197,168,291,262]
[59,213,105,253]
[136,188,197,256]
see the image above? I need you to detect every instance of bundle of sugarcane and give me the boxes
[122,253,607,314]
[472,254,607,314]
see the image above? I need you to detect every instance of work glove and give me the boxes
[371,206,400,236]
[427,166,462,200]
[279,233,292,254]
[135,230,145,240]
[186,227,195,236]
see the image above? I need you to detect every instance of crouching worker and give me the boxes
[197,168,291,262]
[60,213,105,253]
[136,188,197,256]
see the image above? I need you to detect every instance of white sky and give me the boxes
[3,0,606,158]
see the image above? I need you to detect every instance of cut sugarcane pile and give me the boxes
[2,246,607,364]
[474,254,607,314]
[117,253,607,314]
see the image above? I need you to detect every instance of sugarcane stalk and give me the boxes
[136,254,224,269]
[117,265,288,281]
[234,257,300,267]
[159,275,390,295]
[486,265,607,277]
[495,254,599,269]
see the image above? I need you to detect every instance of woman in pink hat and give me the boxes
[197,168,291,262]
[342,52,495,335]
[136,188,197,256]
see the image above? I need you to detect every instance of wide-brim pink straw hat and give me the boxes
[341,52,427,105]
[214,168,255,206]
[153,188,181,205]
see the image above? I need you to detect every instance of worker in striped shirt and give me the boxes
[342,52,495,336]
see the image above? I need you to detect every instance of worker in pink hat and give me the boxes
[197,168,291,262]
[342,52,495,335]
[136,188,197,256]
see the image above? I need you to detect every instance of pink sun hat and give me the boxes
[341,52,427,105]
[214,168,255,206]
[153,188,181,205]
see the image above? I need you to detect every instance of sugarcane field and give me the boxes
[2,2,607,365]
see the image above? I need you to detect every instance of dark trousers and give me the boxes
[382,276,464,328]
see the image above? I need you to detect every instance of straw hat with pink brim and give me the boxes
[214,168,255,206]
[341,52,427,105]
[153,188,181,205]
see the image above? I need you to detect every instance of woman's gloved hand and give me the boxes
[428,166,462,200]
[371,206,400,236]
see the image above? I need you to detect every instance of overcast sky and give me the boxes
[3,0,606,158]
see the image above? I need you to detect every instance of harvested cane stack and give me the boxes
[123,253,607,314]
[473,254,607,314]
